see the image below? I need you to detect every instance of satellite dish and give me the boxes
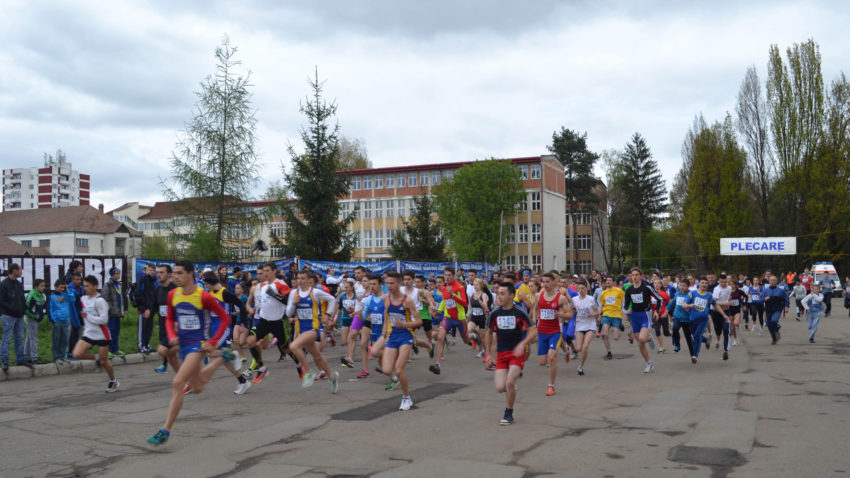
[251,239,268,253]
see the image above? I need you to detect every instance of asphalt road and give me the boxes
[1,311,849,478]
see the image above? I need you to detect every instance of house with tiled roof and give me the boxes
[0,205,142,257]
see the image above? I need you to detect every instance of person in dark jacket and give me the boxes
[101,267,126,357]
[64,261,84,360]
[134,265,158,354]
[1,263,29,371]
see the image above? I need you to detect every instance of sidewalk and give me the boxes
[0,352,157,381]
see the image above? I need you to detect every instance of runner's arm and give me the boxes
[201,292,231,345]
[223,289,248,325]
[165,289,178,342]
[313,288,338,316]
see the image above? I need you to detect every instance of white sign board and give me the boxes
[719,237,796,256]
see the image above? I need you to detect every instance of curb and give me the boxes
[0,353,159,382]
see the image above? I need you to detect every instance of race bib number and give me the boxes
[577,307,590,317]
[471,307,484,316]
[496,315,516,329]
[296,308,313,321]
[389,312,406,326]
[732,299,740,307]
[676,297,685,306]
[343,299,355,309]
[159,306,167,317]
[694,297,708,312]
[445,299,457,309]
[751,294,760,301]
[630,293,644,304]
[179,314,200,330]
[540,309,555,320]
[370,313,383,325]
[605,296,616,304]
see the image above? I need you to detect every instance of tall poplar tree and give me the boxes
[281,69,356,261]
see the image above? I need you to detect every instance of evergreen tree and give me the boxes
[389,195,447,261]
[164,35,259,261]
[433,159,525,263]
[548,127,600,273]
[281,69,356,261]
[620,133,667,268]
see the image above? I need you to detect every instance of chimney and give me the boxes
[98,203,104,213]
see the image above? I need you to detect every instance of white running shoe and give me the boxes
[644,361,654,373]
[301,372,316,388]
[732,338,738,346]
[329,371,339,394]
[399,396,413,411]
[234,380,252,395]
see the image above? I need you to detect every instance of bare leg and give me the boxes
[163,352,203,431]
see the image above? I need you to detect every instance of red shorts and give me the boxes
[496,350,525,370]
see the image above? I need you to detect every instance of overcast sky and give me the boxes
[1,1,849,211]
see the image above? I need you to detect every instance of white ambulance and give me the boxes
[811,262,841,297]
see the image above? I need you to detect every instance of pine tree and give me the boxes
[281,69,356,261]
[389,195,447,261]
[620,133,667,268]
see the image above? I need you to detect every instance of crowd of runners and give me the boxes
[4,260,839,445]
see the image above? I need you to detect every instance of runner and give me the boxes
[711,274,733,360]
[401,270,437,356]
[429,267,468,376]
[467,278,492,360]
[571,280,600,376]
[244,262,295,384]
[71,275,119,392]
[682,277,715,364]
[668,278,695,358]
[361,274,388,379]
[414,275,437,346]
[651,279,671,354]
[285,270,339,392]
[802,284,824,343]
[623,267,664,373]
[201,271,253,395]
[487,282,536,425]
[338,278,363,368]
[728,280,747,347]
[533,272,571,395]
[146,260,233,446]
[598,276,625,360]
[764,275,791,345]
[154,264,179,374]
[748,277,765,335]
[380,271,423,410]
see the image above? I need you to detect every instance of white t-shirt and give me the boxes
[573,295,599,332]
[81,294,110,341]
[712,285,732,310]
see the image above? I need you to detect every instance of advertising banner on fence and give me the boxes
[301,259,396,278]
[134,258,295,282]
[0,255,127,292]
[719,237,797,256]
[458,261,501,276]
[400,261,454,279]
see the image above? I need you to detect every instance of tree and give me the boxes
[163,35,259,261]
[261,180,288,201]
[337,136,372,170]
[389,195,447,261]
[620,133,667,268]
[140,235,176,260]
[735,66,774,235]
[433,159,525,262]
[548,128,600,273]
[281,68,356,261]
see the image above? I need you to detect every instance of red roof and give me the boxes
[340,156,543,176]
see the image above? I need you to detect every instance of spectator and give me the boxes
[101,267,127,358]
[216,264,229,285]
[24,278,48,364]
[66,273,83,360]
[49,279,72,363]
[133,265,157,354]
[227,266,243,293]
[1,263,29,371]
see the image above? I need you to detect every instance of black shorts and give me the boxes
[252,319,289,343]
[470,315,486,329]
[158,316,169,347]
[422,319,432,332]
[361,320,372,329]
[709,310,726,335]
[81,336,109,347]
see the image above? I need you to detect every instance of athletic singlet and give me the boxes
[729,290,746,314]
[167,287,229,345]
[209,288,230,332]
[469,294,487,323]
[599,287,625,318]
[403,285,422,311]
[441,281,467,319]
[748,286,764,303]
[384,297,413,339]
[536,291,562,335]
[363,294,384,329]
[338,293,357,321]
[294,289,321,334]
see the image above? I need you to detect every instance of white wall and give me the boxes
[542,191,566,272]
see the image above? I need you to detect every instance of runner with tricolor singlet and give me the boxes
[533,272,572,396]
[429,266,468,375]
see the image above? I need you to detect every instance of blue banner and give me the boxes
[134,258,295,282]
[399,261,454,280]
[300,259,397,278]
[458,261,502,276]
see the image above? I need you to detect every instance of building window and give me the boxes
[386,175,394,188]
[531,192,541,210]
[532,224,541,243]
[420,172,428,187]
[519,255,529,268]
[363,176,372,189]
[364,230,372,248]
[518,196,528,211]
[518,224,528,243]
[532,255,542,271]
[375,230,384,248]
[577,234,591,250]
[353,232,360,249]
[431,171,441,185]
[363,201,371,218]
[374,175,383,189]
[508,225,516,243]
[567,211,592,225]
[386,229,395,244]
[374,200,382,218]
[518,165,528,179]
[398,173,406,188]
[352,176,361,190]
[578,261,592,274]
[384,200,393,217]
[531,164,541,179]
[566,236,571,250]
[39,239,50,248]
[339,203,349,220]
[443,170,453,181]
[409,172,418,187]
[398,199,406,217]
[270,222,284,238]
[76,238,89,248]
[505,255,516,269]
[20,240,32,248]
[270,245,284,257]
